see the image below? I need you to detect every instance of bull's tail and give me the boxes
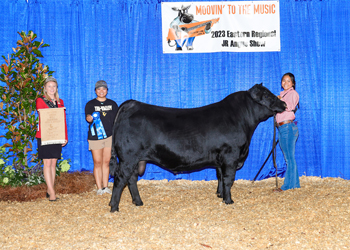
[109,100,138,177]
[109,105,124,177]
[109,137,119,177]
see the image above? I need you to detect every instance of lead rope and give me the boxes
[273,115,278,188]
[252,116,279,183]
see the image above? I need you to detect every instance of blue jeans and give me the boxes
[278,122,300,190]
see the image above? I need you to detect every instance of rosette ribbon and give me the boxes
[90,112,107,139]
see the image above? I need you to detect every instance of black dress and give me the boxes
[37,138,62,159]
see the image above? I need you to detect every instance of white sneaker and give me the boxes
[102,187,112,194]
[96,189,103,195]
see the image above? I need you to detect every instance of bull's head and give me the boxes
[172,5,194,24]
[248,83,286,113]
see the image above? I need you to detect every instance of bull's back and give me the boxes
[113,96,252,171]
[114,94,253,146]
[114,99,239,138]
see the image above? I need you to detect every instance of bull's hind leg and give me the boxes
[216,167,223,198]
[110,174,128,212]
[127,167,143,206]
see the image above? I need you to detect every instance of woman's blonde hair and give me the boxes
[43,77,60,103]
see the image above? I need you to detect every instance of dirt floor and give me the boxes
[0,176,350,249]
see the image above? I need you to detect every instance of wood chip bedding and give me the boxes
[1,176,349,249]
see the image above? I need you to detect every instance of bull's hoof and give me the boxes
[217,193,223,198]
[223,200,234,205]
[135,201,143,206]
[110,207,119,213]
[132,200,143,206]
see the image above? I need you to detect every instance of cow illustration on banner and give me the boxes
[162,1,280,53]
[166,5,219,51]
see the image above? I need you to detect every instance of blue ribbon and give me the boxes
[90,112,107,139]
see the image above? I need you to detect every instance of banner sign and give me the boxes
[162,1,280,53]
[38,107,66,145]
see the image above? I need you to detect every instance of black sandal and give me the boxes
[47,192,59,201]
[49,197,60,202]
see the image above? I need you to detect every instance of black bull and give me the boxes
[109,84,286,212]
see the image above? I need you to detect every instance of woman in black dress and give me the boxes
[36,77,68,201]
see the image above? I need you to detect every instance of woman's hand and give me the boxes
[277,95,281,99]
[86,114,93,123]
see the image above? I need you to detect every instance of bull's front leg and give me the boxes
[127,168,143,206]
[110,174,128,212]
[216,167,223,198]
[221,165,237,204]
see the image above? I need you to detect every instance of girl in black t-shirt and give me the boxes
[85,80,118,195]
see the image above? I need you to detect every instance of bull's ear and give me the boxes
[248,84,258,100]
[260,83,263,86]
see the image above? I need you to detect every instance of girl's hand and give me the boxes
[86,114,93,123]
[62,141,67,147]
[277,95,281,99]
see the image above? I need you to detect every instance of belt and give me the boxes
[277,120,293,127]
